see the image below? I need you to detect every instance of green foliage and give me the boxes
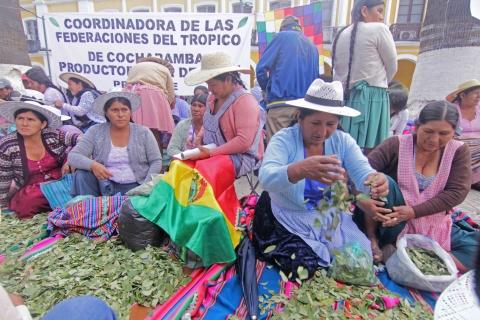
[262,269,433,320]
[0,216,188,320]
[406,248,450,276]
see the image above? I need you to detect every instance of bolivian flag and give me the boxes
[130,155,241,266]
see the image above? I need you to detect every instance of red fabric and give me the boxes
[397,134,463,251]
[10,152,61,219]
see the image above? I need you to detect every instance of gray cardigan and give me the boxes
[166,118,192,158]
[68,123,162,183]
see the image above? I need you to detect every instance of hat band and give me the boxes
[304,94,343,107]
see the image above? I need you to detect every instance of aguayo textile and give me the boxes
[40,173,74,209]
[47,195,127,240]
[130,156,242,266]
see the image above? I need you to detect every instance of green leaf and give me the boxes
[49,17,60,28]
[355,193,371,201]
[290,253,296,260]
[279,270,289,282]
[237,16,249,29]
[264,245,276,254]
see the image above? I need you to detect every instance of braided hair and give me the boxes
[331,0,384,101]
[25,67,67,101]
[213,71,247,90]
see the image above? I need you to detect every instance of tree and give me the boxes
[407,0,480,116]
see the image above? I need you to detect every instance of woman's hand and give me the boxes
[54,100,64,109]
[61,163,75,176]
[364,172,389,198]
[91,162,113,180]
[288,155,345,185]
[193,127,204,147]
[382,205,415,227]
[356,199,392,223]
[9,293,25,306]
[189,146,211,161]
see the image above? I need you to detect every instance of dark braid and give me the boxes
[331,26,348,74]
[344,22,359,101]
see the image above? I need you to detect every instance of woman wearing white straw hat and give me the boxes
[184,51,264,177]
[446,79,480,190]
[252,79,388,279]
[68,92,162,197]
[55,72,104,132]
[0,101,80,219]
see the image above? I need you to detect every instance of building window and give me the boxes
[232,2,253,13]
[131,6,151,12]
[397,0,425,23]
[24,19,40,53]
[311,0,333,26]
[164,6,183,12]
[196,4,216,13]
[269,0,291,11]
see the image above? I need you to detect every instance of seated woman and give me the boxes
[446,79,480,190]
[357,101,477,271]
[166,93,207,157]
[55,73,105,132]
[253,79,388,279]
[68,92,162,196]
[184,51,264,177]
[0,101,79,219]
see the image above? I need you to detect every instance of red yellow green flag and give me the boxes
[130,155,241,266]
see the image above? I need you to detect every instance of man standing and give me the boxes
[256,16,319,140]
[0,78,14,101]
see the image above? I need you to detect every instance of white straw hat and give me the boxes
[0,100,63,128]
[93,91,141,116]
[59,72,96,89]
[184,52,250,86]
[287,79,360,117]
[434,270,480,320]
[446,79,480,103]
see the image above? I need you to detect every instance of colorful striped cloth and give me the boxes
[47,195,127,240]
[130,156,242,266]
[40,174,74,209]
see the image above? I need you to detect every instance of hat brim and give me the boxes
[446,85,480,102]
[184,66,250,86]
[59,72,96,89]
[287,98,361,117]
[93,92,141,116]
[0,101,63,129]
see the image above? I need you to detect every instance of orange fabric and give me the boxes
[208,94,264,159]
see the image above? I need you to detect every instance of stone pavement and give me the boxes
[235,176,480,219]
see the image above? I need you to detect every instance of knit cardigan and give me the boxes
[0,128,79,207]
[67,123,162,184]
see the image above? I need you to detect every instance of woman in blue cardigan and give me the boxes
[253,79,389,279]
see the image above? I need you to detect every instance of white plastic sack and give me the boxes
[385,234,458,292]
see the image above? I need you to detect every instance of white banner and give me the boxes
[44,13,254,95]
[472,0,480,20]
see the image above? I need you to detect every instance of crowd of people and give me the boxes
[1,0,480,318]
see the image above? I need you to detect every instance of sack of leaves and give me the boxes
[118,199,167,251]
[386,234,458,292]
[330,242,378,286]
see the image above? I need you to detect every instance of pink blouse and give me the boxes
[457,104,480,138]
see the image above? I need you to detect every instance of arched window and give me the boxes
[24,18,40,53]
[196,3,217,13]
[269,0,291,11]
[232,2,253,13]
[164,5,183,12]
[131,6,151,12]
[397,0,425,23]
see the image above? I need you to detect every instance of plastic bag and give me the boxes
[118,199,167,251]
[330,242,378,286]
[385,234,458,292]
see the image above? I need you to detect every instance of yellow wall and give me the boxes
[94,0,123,12]
[394,59,416,88]
[159,0,187,9]
[126,0,153,11]
[30,55,45,66]
[47,2,78,12]
[389,0,398,25]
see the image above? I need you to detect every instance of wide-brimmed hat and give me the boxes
[184,52,250,86]
[59,72,96,89]
[0,100,63,128]
[93,91,141,116]
[287,79,360,117]
[446,79,480,102]
[434,270,480,319]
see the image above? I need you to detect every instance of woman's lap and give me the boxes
[71,170,138,197]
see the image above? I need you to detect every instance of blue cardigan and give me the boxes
[259,124,375,211]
